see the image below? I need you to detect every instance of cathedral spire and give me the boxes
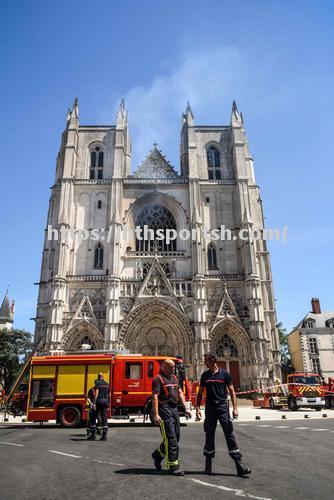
[182,100,194,126]
[116,98,127,128]
[66,96,79,128]
[231,100,242,127]
[0,290,14,329]
[73,96,79,115]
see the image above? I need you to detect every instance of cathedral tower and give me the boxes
[34,99,280,388]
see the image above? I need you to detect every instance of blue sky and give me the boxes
[0,0,333,334]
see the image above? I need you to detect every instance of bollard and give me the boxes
[21,418,26,423]
[304,415,310,419]
[282,415,287,419]
[322,414,328,418]
[255,416,261,420]
[4,417,8,422]
[130,417,135,423]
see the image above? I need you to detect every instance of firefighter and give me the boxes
[86,383,102,438]
[151,358,191,476]
[195,353,251,477]
[87,373,110,441]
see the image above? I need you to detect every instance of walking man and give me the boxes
[196,353,251,476]
[88,372,110,441]
[151,358,191,475]
[86,382,102,438]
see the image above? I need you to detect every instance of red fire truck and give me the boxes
[22,353,190,427]
[324,377,334,409]
[287,372,325,411]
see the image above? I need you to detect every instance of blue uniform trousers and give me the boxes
[203,402,242,461]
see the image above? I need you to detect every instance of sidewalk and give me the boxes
[1,406,333,426]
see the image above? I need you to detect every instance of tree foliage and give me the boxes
[277,322,291,367]
[0,328,33,392]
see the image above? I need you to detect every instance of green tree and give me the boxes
[0,328,33,392]
[277,322,291,367]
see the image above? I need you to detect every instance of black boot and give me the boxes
[235,460,251,476]
[205,456,212,475]
[87,432,96,441]
[152,450,163,472]
[100,432,107,441]
[168,466,184,476]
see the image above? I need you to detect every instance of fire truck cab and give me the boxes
[287,372,325,411]
[324,377,334,409]
[26,353,188,427]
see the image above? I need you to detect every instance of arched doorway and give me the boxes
[118,299,193,362]
[210,319,250,391]
[214,334,240,390]
[61,321,104,351]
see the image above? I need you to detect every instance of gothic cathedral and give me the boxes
[34,98,281,388]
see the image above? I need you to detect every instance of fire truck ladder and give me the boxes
[3,338,45,420]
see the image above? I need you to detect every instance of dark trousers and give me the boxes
[88,407,102,432]
[154,405,180,469]
[203,402,242,461]
[89,399,109,436]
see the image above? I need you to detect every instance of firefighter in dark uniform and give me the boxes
[87,373,110,441]
[196,353,251,476]
[151,358,191,475]
[87,383,102,437]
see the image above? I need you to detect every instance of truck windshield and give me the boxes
[293,376,321,385]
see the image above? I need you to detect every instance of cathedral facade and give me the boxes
[34,98,281,388]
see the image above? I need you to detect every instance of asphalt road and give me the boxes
[0,418,333,500]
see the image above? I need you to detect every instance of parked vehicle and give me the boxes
[17,353,190,427]
[287,372,325,411]
[253,386,288,409]
[323,377,334,409]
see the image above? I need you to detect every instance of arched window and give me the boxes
[207,146,221,180]
[215,334,239,358]
[90,151,97,168]
[98,151,104,168]
[208,243,217,269]
[90,146,104,180]
[135,204,177,252]
[94,243,104,269]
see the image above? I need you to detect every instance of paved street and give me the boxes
[0,418,333,500]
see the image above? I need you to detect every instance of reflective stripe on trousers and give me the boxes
[154,405,180,469]
[203,402,242,461]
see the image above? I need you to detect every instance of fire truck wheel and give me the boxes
[59,406,81,427]
[288,397,298,411]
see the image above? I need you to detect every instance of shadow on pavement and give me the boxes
[69,438,90,441]
[114,468,241,478]
[114,468,160,475]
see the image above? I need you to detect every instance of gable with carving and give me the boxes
[134,146,178,179]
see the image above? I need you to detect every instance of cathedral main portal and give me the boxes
[118,299,193,363]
